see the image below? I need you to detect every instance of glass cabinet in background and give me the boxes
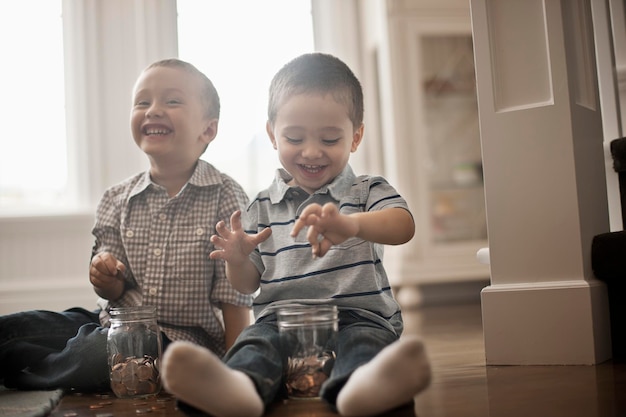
[421,35,486,244]
[378,1,490,296]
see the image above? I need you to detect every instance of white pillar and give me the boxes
[470,0,612,364]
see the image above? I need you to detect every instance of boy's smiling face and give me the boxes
[267,92,364,194]
[130,66,217,165]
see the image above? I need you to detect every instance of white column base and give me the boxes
[481,279,612,365]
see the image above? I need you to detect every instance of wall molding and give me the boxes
[0,276,97,315]
[481,278,612,365]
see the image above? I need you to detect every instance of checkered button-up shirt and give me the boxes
[93,160,252,356]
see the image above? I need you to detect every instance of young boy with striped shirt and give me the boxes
[162,52,431,417]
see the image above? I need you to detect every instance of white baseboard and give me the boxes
[481,279,612,365]
[395,279,489,310]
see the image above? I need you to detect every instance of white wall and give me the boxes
[0,214,96,314]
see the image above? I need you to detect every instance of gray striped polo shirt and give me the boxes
[245,165,409,334]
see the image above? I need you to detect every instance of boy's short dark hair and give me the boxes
[267,53,364,129]
[146,58,220,120]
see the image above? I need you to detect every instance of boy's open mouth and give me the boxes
[144,127,172,136]
[300,164,325,174]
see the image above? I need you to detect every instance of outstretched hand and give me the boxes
[291,203,359,258]
[209,210,272,265]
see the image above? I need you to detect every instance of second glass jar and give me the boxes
[277,304,338,399]
[107,306,162,398]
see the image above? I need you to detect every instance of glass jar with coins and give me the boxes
[277,304,338,399]
[107,306,162,398]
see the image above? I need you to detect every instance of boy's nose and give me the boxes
[302,144,322,159]
[146,106,163,118]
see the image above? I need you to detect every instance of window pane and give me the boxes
[177,0,314,197]
[0,1,67,210]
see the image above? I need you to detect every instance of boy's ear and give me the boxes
[202,118,219,145]
[351,123,365,152]
[266,121,277,149]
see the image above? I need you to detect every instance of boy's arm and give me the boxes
[91,186,135,302]
[352,207,415,244]
[225,260,264,294]
[221,302,252,350]
[292,203,415,258]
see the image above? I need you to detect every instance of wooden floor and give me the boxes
[49,303,626,417]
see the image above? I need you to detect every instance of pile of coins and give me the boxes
[61,392,175,416]
[285,351,334,398]
[110,354,160,398]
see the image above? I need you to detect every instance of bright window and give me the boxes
[176,0,315,197]
[0,2,315,212]
[0,1,67,210]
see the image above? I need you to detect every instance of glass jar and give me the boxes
[107,306,162,398]
[277,304,338,399]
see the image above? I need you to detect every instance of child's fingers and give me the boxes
[210,234,224,247]
[215,220,230,236]
[92,253,119,276]
[115,260,126,275]
[290,219,304,237]
[292,213,321,238]
[229,210,242,231]
[89,266,102,286]
[291,214,312,237]
[321,202,339,218]
[89,265,115,288]
[317,239,333,258]
[208,248,224,260]
[253,227,272,244]
[306,224,320,247]
[291,205,323,237]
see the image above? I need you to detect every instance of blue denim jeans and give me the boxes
[0,307,109,391]
[0,307,171,392]
[223,309,402,408]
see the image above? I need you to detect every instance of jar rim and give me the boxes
[276,304,338,329]
[110,306,156,314]
[109,306,157,322]
[275,303,337,312]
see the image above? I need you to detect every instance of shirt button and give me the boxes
[196,227,205,236]
[153,248,162,256]
[159,213,167,221]
[125,230,134,238]
[148,287,158,296]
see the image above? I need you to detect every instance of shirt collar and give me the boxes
[128,160,223,199]
[268,165,356,204]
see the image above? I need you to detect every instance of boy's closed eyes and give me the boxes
[133,97,185,108]
[284,137,342,145]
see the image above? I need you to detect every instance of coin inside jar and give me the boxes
[110,355,160,398]
[285,351,334,398]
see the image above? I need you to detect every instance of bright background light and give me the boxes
[0,1,315,208]
[177,0,314,196]
[0,1,67,206]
